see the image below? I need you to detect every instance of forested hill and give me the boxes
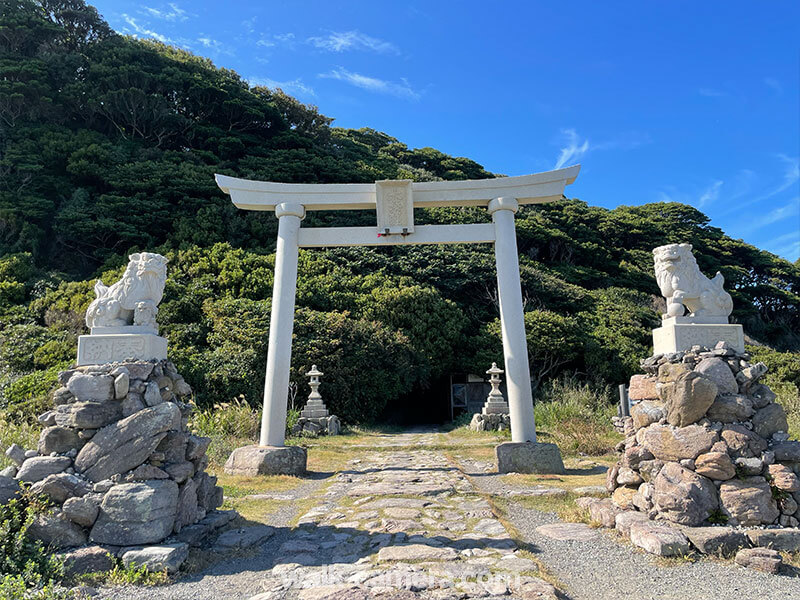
[1,1,798,423]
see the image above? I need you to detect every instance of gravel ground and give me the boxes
[461,459,800,600]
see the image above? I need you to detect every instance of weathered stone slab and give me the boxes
[30,473,90,504]
[735,547,782,574]
[695,357,738,394]
[535,522,600,541]
[376,544,458,562]
[213,525,275,552]
[66,373,114,401]
[588,498,622,528]
[631,401,664,430]
[719,477,779,526]
[694,451,735,480]
[58,545,114,576]
[629,521,690,557]
[224,445,307,476]
[682,526,749,556]
[746,528,800,552]
[15,456,71,483]
[121,543,188,573]
[615,510,651,536]
[75,402,181,482]
[54,401,122,429]
[90,480,179,545]
[662,371,717,427]
[38,426,83,455]
[641,424,718,462]
[752,404,788,439]
[495,442,565,474]
[28,512,87,549]
[652,462,718,526]
[706,395,755,423]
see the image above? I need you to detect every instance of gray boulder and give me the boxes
[682,526,749,556]
[5,443,27,466]
[695,357,738,395]
[706,395,755,423]
[38,426,83,455]
[30,473,90,504]
[58,545,114,576]
[62,495,100,527]
[74,402,181,482]
[121,543,188,574]
[662,371,717,427]
[720,424,767,458]
[15,456,71,483]
[66,373,114,402]
[90,480,179,545]
[28,512,87,549]
[0,476,20,505]
[54,401,122,429]
[772,440,800,461]
[652,462,718,526]
[641,424,718,462]
[752,403,788,439]
[174,479,198,532]
[719,477,780,526]
[186,436,211,461]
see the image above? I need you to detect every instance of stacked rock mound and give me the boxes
[2,360,225,555]
[608,341,796,529]
[469,413,511,432]
[290,414,341,436]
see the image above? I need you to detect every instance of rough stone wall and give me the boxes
[2,360,224,549]
[609,341,799,528]
[470,413,511,432]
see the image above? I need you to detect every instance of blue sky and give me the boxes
[91,1,800,261]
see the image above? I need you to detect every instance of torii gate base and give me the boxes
[217,169,580,477]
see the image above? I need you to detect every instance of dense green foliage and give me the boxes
[1,1,798,425]
[0,493,67,599]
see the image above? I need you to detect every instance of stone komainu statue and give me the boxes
[85,252,168,331]
[653,243,733,319]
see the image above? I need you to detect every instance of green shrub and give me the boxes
[1,367,62,412]
[0,493,63,596]
[190,397,260,466]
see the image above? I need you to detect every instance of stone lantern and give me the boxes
[482,362,509,415]
[300,365,329,418]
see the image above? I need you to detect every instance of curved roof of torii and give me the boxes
[215,164,580,212]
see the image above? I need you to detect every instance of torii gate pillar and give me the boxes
[217,166,579,476]
[489,198,536,443]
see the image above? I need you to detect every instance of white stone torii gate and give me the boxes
[216,165,580,476]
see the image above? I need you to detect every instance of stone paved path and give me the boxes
[102,430,800,600]
[104,430,559,600]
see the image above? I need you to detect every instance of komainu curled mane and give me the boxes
[85,252,168,331]
[653,243,733,319]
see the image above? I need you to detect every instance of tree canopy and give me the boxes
[1,0,798,424]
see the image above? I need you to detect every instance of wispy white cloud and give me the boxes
[699,87,727,98]
[248,77,315,97]
[319,67,420,100]
[197,37,222,52]
[142,3,188,21]
[751,198,800,229]
[256,33,295,49]
[764,77,783,95]
[554,129,590,169]
[308,31,398,54]
[553,129,649,169]
[761,231,800,261]
[241,16,257,34]
[698,180,723,207]
[122,15,172,43]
